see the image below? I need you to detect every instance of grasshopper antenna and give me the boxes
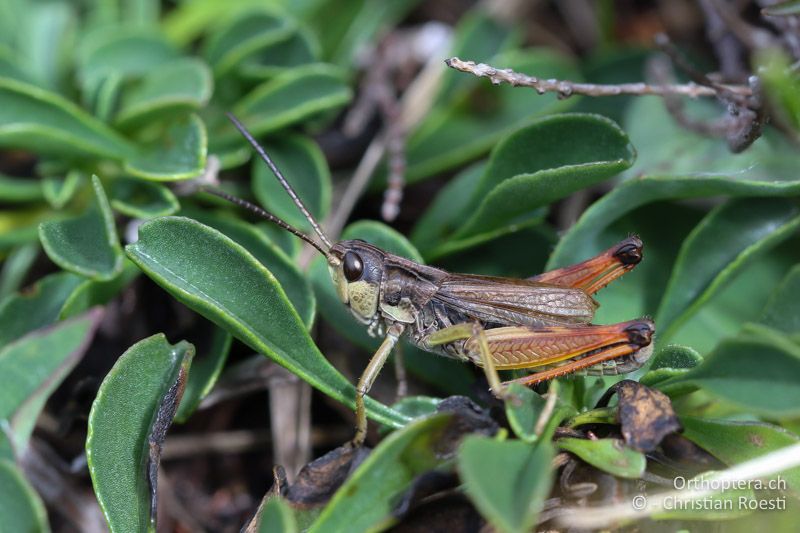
[226,112,333,249]
[201,186,333,261]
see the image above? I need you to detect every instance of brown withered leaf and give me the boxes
[285,444,371,507]
[597,380,681,452]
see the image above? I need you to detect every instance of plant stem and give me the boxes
[445,56,753,98]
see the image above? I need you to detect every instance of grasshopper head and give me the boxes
[328,240,385,323]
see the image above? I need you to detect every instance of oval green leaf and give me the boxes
[125,216,408,428]
[259,497,297,533]
[657,197,800,340]
[115,58,213,130]
[175,326,232,423]
[42,171,83,210]
[203,9,294,75]
[557,437,646,479]
[124,114,207,181]
[549,175,800,270]
[58,261,140,319]
[252,133,331,234]
[458,437,554,533]
[639,344,702,388]
[405,49,579,182]
[186,208,315,327]
[759,264,800,334]
[0,460,49,533]
[505,383,575,443]
[424,114,635,258]
[39,176,123,280]
[232,64,351,136]
[680,416,800,491]
[239,29,319,80]
[0,174,43,203]
[0,309,102,459]
[78,28,180,91]
[0,243,39,300]
[658,323,800,417]
[0,271,84,350]
[109,178,180,219]
[86,334,194,533]
[0,77,132,159]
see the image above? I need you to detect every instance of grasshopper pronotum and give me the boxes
[208,114,655,446]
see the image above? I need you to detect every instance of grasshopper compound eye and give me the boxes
[343,251,364,282]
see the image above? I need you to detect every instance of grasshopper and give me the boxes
[209,114,655,446]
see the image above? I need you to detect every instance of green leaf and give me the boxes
[109,178,180,219]
[0,45,39,85]
[549,174,800,270]
[423,114,635,259]
[0,243,39,301]
[639,344,703,387]
[758,49,800,132]
[658,323,800,417]
[115,58,213,130]
[123,114,207,181]
[42,171,83,210]
[557,437,646,479]
[39,176,124,280]
[251,133,331,234]
[186,208,315,327]
[0,309,102,459]
[305,0,420,67]
[125,217,408,428]
[78,28,180,92]
[505,383,575,443]
[86,334,193,533]
[203,9,294,76]
[657,198,800,340]
[389,395,441,420]
[680,416,800,490]
[17,0,74,91]
[90,73,122,123]
[0,271,83,350]
[161,0,268,45]
[259,497,297,533]
[0,77,133,159]
[0,460,49,533]
[411,162,485,256]
[175,326,231,423]
[0,174,43,203]
[238,29,319,80]
[308,414,452,533]
[458,437,554,533]
[623,97,799,180]
[406,48,579,182]
[58,261,140,319]
[759,264,800,334]
[232,64,351,136]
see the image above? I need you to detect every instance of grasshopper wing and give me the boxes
[433,274,597,327]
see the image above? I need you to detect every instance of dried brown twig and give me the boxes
[444,56,753,98]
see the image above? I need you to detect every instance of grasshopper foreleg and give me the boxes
[352,323,405,447]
